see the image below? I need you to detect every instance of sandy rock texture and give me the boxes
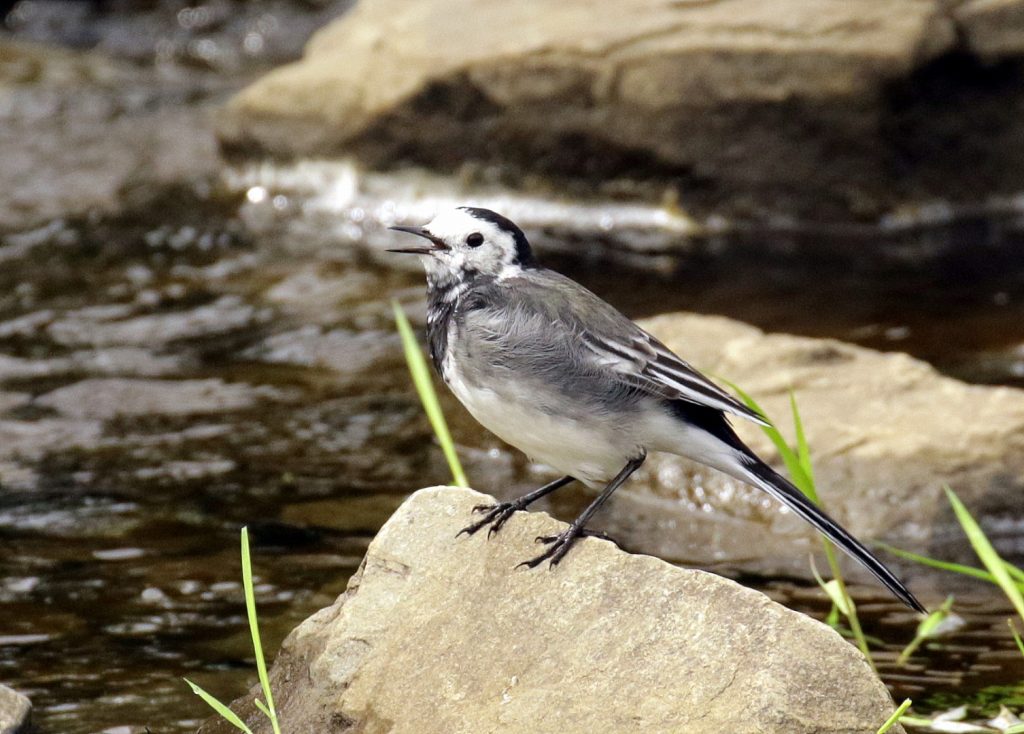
[0,685,30,734]
[587,313,1024,579]
[218,0,1024,219]
[199,486,903,734]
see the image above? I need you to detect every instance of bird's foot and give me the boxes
[456,501,523,539]
[516,526,617,569]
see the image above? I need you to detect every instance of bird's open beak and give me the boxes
[387,226,449,254]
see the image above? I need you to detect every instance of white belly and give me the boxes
[442,359,627,486]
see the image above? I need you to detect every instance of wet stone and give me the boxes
[0,683,31,734]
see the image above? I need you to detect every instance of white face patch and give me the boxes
[419,208,526,281]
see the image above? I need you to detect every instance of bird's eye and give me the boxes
[466,232,484,248]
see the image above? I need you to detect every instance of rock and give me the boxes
[218,0,1024,219]
[0,684,30,734]
[578,313,1024,579]
[200,487,903,734]
[956,0,1024,58]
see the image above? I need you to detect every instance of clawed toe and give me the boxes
[518,529,579,569]
[519,526,620,568]
[457,502,518,539]
[534,528,616,545]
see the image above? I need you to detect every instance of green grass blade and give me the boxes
[185,679,255,734]
[877,545,1024,595]
[719,380,813,495]
[876,543,1005,585]
[392,300,468,488]
[1011,620,1024,659]
[810,556,850,616]
[944,486,1024,624]
[898,596,955,665]
[877,699,912,734]
[1006,561,1024,586]
[789,392,817,498]
[897,716,937,728]
[241,528,282,734]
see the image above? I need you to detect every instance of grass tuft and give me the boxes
[185,527,282,734]
[897,595,955,666]
[184,679,254,734]
[943,486,1024,625]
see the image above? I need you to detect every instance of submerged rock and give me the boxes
[200,487,903,734]
[0,684,30,734]
[218,0,1024,219]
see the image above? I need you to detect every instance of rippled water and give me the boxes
[0,174,1022,732]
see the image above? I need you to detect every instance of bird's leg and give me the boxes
[518,454,645,569]
[457,475,575,539]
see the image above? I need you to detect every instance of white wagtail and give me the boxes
[390,206,925,613]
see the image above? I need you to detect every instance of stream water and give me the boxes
[1,3,1024,732]
[0,174,1022,733]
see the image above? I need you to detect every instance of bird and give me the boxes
[389,206,925,613]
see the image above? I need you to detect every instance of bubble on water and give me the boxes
[140,587,168,604]
[246,186,268,204]
[243,31,264,55]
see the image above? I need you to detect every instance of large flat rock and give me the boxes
[217,0,1024,219]
[200,487,903,734]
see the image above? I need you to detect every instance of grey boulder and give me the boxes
[199,486,903,734]
[217,0,1024,219]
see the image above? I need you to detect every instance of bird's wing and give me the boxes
[578,325,769,425]
[500,270,769,426]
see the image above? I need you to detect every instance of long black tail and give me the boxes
[740,453,926,614]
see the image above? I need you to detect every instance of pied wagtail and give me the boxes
[390,206,925,613]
